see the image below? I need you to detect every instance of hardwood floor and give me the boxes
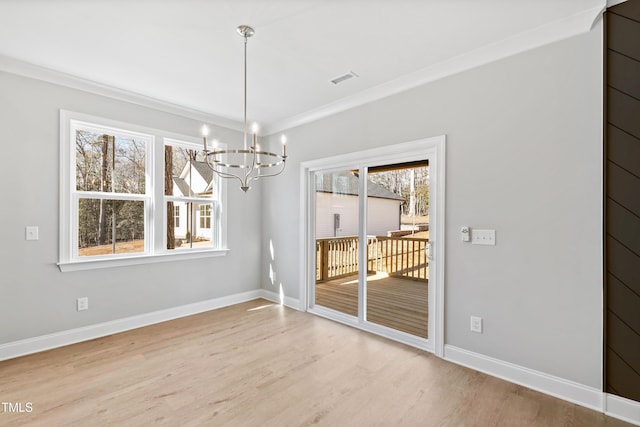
[0,299,632,426]
[315,273,428,338]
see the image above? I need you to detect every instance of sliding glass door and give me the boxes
[313,169,361,318]
[303,137,444,353]
[366,163,429,339]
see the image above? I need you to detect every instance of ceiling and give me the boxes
[0,0,605,134]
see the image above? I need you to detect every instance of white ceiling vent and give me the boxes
[330,71,359,85]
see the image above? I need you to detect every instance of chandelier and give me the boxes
[202,25,287,192]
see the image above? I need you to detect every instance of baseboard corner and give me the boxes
[605,393,640,426]
[443,345,603,413]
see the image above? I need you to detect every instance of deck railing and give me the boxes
[316,235,428,282]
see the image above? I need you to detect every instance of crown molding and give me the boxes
[0,54,243,132]
[0,3,605,138]
[263,4,605,135]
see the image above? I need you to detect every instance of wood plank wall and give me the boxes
[605,0,640,403]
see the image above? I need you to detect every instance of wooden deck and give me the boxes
[315,273,428,338]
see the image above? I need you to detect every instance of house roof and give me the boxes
[316,171,405,201]
[191,161,214,185]
[172,177,191,197]
[173,161,214,197]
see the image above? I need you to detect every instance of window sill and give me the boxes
[57,248,230,272]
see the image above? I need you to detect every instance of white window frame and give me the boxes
[59,110,228,272]
[163,137,222,250]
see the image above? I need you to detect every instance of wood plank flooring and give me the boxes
[0,299,633,426]
[315,274,428,338]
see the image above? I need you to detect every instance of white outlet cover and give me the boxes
[470,316,483,333]
[77,297,89,311]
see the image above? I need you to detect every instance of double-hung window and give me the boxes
[164,139,220,250]
[59,111,226,271]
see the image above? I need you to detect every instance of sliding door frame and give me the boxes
[299,136,446,356]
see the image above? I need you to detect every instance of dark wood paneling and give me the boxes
[611,1,640,22]
[607,312,640,375]
[606,349,640,402]
[608,274,640,335]
[607,198,640,255]
[607,125,640,178]
[604,1,640,403]
[608,50,640,99]
[607,161,640,217]
[608,88,640,140]
[607,236,640,296]
[608,12,640,60]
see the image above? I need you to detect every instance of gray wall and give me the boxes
[0,71,262,345]
[261,26,603,388]
[0,18,604,391]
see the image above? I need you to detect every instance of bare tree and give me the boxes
[97,134,112,245]
[165,145,175,249]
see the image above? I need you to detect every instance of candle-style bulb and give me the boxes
[211,139,220,162]
[281,134,287,157]
[202,125,209,151]
[251,122,259,135]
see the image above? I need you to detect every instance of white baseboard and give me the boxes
[606,393,640,426]
[0,290,265,362]
[444,345,640,425]
[259,289,301,311]
[444,345,604,411]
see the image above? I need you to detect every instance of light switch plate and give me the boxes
[472,229,495,245]
[26,226,39,241]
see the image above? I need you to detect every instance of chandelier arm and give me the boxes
[243,147,257,181]
[248,161,287,184]
[211,168,248,189]
[207,164,244,181]
[204,155,248,185]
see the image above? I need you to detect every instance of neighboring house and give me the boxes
[171,160,214,241]
[315,171,404,238]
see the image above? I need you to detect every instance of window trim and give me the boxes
[58,110,228,272]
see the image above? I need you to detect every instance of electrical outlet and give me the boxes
[470,316,482,333]
[77,297,89,311]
